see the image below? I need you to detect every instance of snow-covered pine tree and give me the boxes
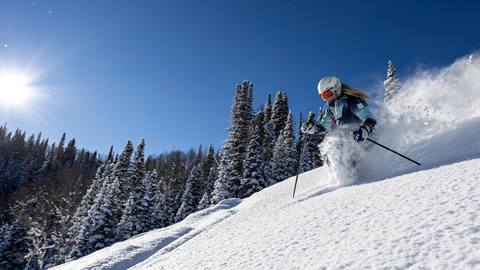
[24,222,44,269]
[197,165,218,210]
[0,220,29,269]
[162,184,180,226]
[67,161,112,250]
[299,112,323,173]
[384,60,401,104]
[197,145,216,210]
[63,138,77,167]
[112,141,134,202]
[116,169,159,240]
[113,139,147,240]
[149,170,166,229]
[5,130,28,191]
[106,146,114,162]
[201,145,216,183]
[239,111,267,198]
[281,92,290,120]
[271,91,289,138]
[39,143,55,176]
[68,152,127,259]
[54,133,66,168]
[196,144,203,164]
[263,94,272,122]
[211,81,254,203]
[68,179,110,259]
[128,139,146,196]
[271,111,297,183]
[175,165,204,222]
[115,192,137,241]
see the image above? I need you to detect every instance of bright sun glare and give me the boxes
[0,72,33,106]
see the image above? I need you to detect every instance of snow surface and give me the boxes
[53,158,480,270]
[53,54,480,269]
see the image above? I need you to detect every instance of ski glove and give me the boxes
[353,122,374,143]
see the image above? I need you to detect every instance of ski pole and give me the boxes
[293,105,327,198]
[366,138,421,166]
[293,134,308,198]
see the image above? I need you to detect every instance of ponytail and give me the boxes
[341,84,369,100]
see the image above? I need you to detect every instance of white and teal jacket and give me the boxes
[318,94,376,133]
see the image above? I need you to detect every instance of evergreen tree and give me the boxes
[63,139,77,167]
[110,141,134,217]
[211,81,254,203]
[262,94,278,186]
[202,145,216,183]
[55,133,66,167]
[299,112,324,173]
[295,112,304,169]
[117,170,159,240]
[161,176,186,226]
[0,220,29,269]
[197,166,217,210]
[106,146,114,162]
[271,112,297,183]
[67,162,112,249]
[162,187,179,226]
[210,148,232,204]
[384,60,401,104]
[149,170,166,229]
[68,140,133,260]
[271,91,289,138]
[263,118,276,186]
[239,111,266,198]
[69,172,121,259]
[175,165,204,222]
[129,139,146,194]
[262,94,273,125]
[24,225,42,270]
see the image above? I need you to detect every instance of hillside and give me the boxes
[53,157,480,270]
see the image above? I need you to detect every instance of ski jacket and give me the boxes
[318,94,376,133]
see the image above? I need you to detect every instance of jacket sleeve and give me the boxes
[318,109,334,133]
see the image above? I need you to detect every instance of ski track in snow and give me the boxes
[52,199,242,270]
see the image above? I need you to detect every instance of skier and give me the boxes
[301,75,376,141]
[301,76,377,184]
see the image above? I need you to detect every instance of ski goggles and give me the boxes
[320,87,334,101]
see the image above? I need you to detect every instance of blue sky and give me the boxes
[0,0,479,155]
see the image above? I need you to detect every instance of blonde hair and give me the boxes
[341,83,369,100]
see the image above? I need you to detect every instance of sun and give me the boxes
[0,72,33,106]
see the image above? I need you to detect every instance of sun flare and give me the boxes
[0,72,33,106]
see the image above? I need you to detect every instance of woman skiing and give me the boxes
[301,76,377,184]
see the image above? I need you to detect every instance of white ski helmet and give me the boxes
[317,76,342,98]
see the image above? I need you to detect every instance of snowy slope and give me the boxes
[54,158,480,270]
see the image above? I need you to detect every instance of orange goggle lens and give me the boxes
[320,89,334,101]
